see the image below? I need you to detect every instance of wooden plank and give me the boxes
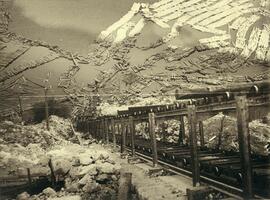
[129,116,135,156]
[27,168,31,185]
[111,119,116,148]
[94,120,97,139]
[199,121,204,147]
[87,121,90,135]
[101,119,105,142]
[188,105,200,187]
[44,89,49,131]
[105,118,109,144]
[235,95,253,199]
[178,115,185,144]
[121,119,126,153]
[162,122,167,142]
[97,120,100,140]
[149,112,158,167]
[48,158,56,188]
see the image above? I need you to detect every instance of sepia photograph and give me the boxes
[0,0,269,199]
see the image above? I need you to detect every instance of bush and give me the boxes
[32,98,71,123]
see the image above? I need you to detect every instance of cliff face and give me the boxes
[90,0,270,104]
[98,0,270,62]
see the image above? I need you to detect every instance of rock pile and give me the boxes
[203,113,270,156]
[0,115,74,147]
[15,143,121,200]
[135,119,189,144]
[0,115,93,180]
[203,113,238,152]
[133,113,270,156]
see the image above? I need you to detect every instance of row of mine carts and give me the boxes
[113,135,270,197]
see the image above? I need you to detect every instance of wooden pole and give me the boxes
[105,118,109,144]
[90,121,93,137]
[118,172,132,200]
[101,119,105,142]
[111,119,116,148]
[129,116,135,156]
[121,119,126,153]
[96,120,99,140]
[188,105,200,187]
[149,113,158,167]
[236,95,253,199]
[27,168,31,185]
[179,116,185,145]
[94,120,97,139]
[18,95,24,124]
[44,88,49,131]
[199,121,204,147]
[48,158,56,188]
[91,121,94,137]
[100,119,103,141]
[97,120,100,140]
[162,122,167,143]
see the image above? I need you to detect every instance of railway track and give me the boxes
[76,81,270,199]
[121,137,269,199]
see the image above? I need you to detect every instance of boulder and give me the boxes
[16,192,30,200]
[82,180,100,193]
[96,174,110,183]
[79,155,93,166]
[53,158,72,176]
[64,177,72,188]
[42,187,57,197]
[65,182,80,193]
[47,195,82,200]
[78,173,93,186]
[99,187,117,200]
[78,165,98,177]
[69,166,80,179]
[97,162,120,174]
[72,158,80,166]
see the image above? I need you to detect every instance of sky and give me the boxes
[9,0,156,54]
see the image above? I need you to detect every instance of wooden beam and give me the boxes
[236,95,253,199]
[188,105,200,187]
[149,112,158,167]
[121,119,126,153]
[97,120,100,140]
[87,121,90,135]
[199,121,204,147]
[44,88,49,131]
[27,168,31,185]
[102,119,105,141]
[18,95,24,124]
[129,116,135,156]
[105,118,109,144]
[111,119,116,148]
[162,122,167,143]
[48,158,56,188]
[93,120,96,139]
[179,116,185,145]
